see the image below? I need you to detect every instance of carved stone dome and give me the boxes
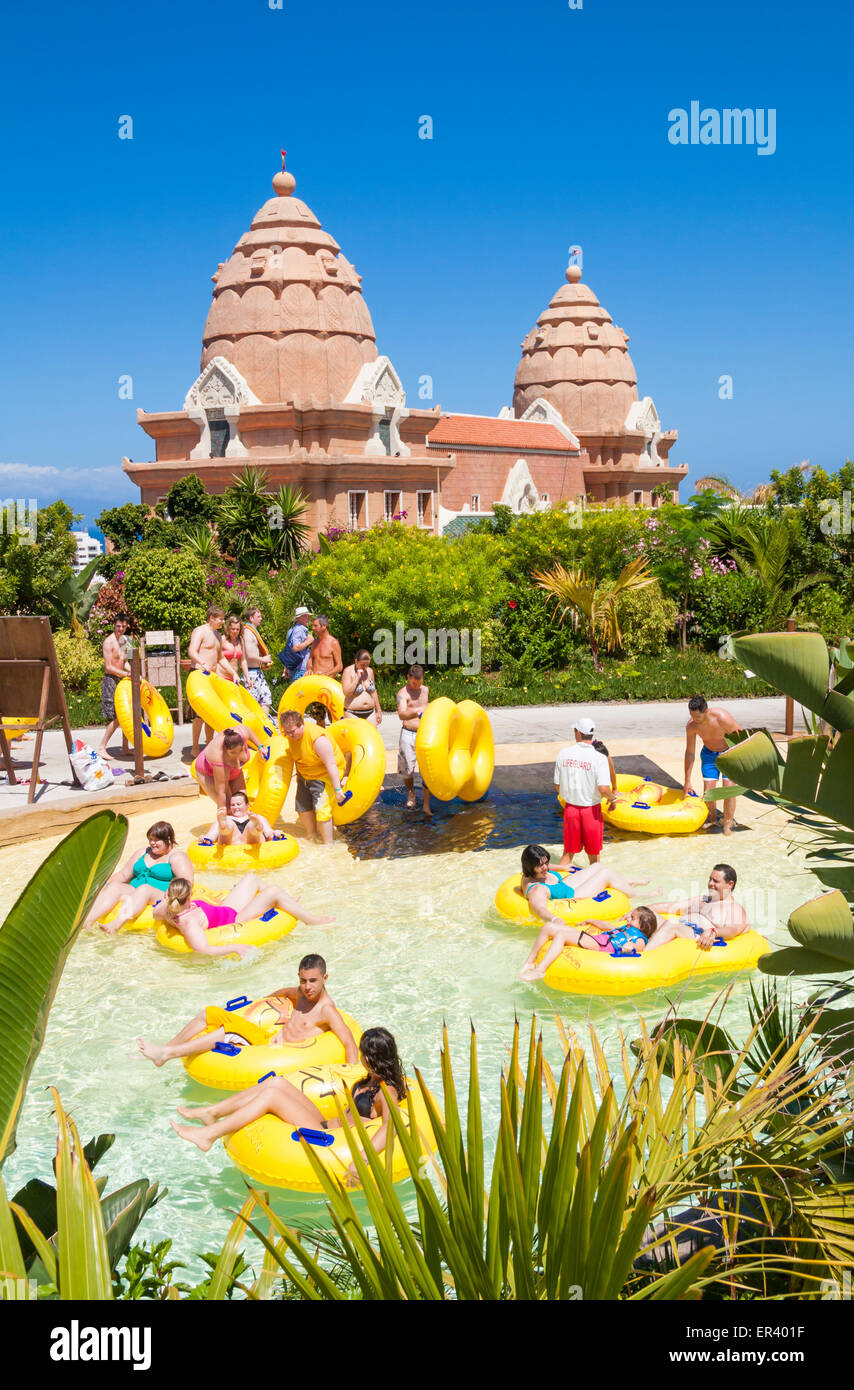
[513,264,638,434]
[201,163,378,405]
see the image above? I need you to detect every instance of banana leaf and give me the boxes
[0,812,127,1163]
[788,891,854,963]
[731,631,854,732]
[760,948,854,978]
[716,730,783,794]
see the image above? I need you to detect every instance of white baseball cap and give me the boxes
[574,717,596,737]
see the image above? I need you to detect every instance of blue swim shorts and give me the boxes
[700,745,721,781]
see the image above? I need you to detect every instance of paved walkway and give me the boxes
[0,696,789,810]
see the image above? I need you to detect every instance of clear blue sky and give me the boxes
[1,0,851,528]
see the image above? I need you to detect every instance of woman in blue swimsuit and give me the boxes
[84,821,194,933]
[518,844,653,981]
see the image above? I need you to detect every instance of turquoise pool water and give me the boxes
[1,789,823,1283]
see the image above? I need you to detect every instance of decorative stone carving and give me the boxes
[184,357,258,459]
[518,397,581,449]
[345,355,406,408]
[624,395,663,464]
[500,458,550,514]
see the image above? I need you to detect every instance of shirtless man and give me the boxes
[306,615,343,678]
[137,953,358,1069]
[203,790,276,847]
[97,614,130,757]
[396,664,431,814]
[684,695,743,835]
[188,606,225,756]
[648,863,749,950]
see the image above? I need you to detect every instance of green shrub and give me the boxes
[497,588,579,670]
[122,549,207,645]
[53,630,102,692]
[616,583,679,657]
[794,583,853,645]
[690,571,766,645]
[301,524,509,668]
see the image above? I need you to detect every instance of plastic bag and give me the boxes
[69,739,114,791]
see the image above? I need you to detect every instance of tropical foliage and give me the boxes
[534,557,655,668]
[715,630,854,977]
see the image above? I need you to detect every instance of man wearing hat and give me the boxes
[554,717,619,868]
[278,606,314,681]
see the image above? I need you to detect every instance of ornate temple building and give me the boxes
[123,162,687,535]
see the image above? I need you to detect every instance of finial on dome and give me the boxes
[566,263,582,284]
[273,149,295,197]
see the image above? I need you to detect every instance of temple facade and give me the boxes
[123,162,687,534]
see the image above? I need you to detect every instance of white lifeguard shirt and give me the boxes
[553,743,611,806]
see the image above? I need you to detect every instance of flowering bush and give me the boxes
[87,572,139,645]
[205,564,251,614]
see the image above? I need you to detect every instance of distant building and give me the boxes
[71,531,103,575]
[123,160,687,537]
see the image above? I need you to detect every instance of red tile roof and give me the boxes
[426,413,579,452]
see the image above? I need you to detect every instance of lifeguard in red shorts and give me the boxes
[554,717,619,868]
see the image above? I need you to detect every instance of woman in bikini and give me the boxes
[172,1026,405,1183]
[517,843,656,981]
[218,615,251,686]
[152,873,335,959]
[84,821,194,933]
[195,725,263,810]
[342,649,382,725]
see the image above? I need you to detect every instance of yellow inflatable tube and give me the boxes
[98,877,220,934]
[224,1066,438,1192]
[541,927,770,997]
[243,735,293,824]
[602,773,707,835]
[188,834,299,874]
[115,679,174,757]
[187,670,277,745]
[494,872,631,929]
[415,697,494,801]
[280,675,345,723]
[1,717,38,742]
[326,717,385,825]
[183,1002,362,1090]
[155,903,297,955]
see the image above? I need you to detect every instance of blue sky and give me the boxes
[1,0,851,528]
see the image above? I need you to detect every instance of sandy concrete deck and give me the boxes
[0,695,791,845]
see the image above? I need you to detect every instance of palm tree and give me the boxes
[732,520,830,624]
[265,484,311,567]
[181,525,220,567]
[216,469,310,573]
[533,557,655,669]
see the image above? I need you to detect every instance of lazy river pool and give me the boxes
[0,786,823,1281]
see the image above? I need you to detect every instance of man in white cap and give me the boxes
[554,717,619,868]
[278,606,314,681]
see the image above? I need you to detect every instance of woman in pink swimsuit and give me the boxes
[219,616,250,686]
[195,725,262,810]
[153,873,335,958]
